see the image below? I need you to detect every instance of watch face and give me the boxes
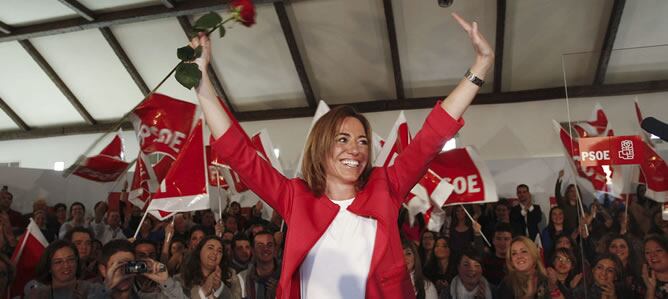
[438,0,454,7]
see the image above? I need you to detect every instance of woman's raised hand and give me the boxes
[190,32,212,73]
[451,13,494,69]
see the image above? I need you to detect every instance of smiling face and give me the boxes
[510,240,535,273]
[253,233,275,263]
[404,247,415,272]
[51,247,77,285]
[645,240,668,273]
[553,252,573,274]
[609,238,629,264]
[458,255,482,286]
[550,208,564,226]
[593,258,617,286]
[434,238,450,260]
[324,117,369,190]
[200,240,223,272]
[421,232,435,251]
[189,230,205,250]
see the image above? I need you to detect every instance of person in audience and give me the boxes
[481,199,511,238]
[419,231,437,267]
[166,238,187,276]
[135,215,165,244]
[88,239,185,298]
[450,247,492,299]
[231,234,253,273]
[496,236,563,299]
[546,248,584,299]
[90,201,108,229]
[0,187,28,230]
[449,206,474,259]
[132,239,186,298]
[58,202,89,239]
[0,211,16,256]
[403,239,438,299]
[188,225,207,252]
[34,209,56,242]
[64,227,97,280]
[482,223,513,287]
[27,240,93,298]
[510,184,543,240]
[588,254,627,299]
[424,235,455,296]
[238,231,280,299]
[554,170,583,232]
[541,207,573,260]
[628,184,660,236]
[199,210,216,236]
[639,234,668,298]
[172,213,190,241]
[53,203,67,227]
[180,235,241,298]
[650,211,668,236]
[195,11,493,296]
[0,253,15,299]
[224,215,240,236]
[607,234,642,291]
[94,210,127,244]
[399,207,426,245]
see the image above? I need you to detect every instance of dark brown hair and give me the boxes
[301,105,373,196]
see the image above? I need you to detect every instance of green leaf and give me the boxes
[218,25,226,38]
[194,12,223,30]
[177,46,195,61]
[175,63,202,89]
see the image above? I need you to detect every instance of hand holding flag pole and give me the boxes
[461,204,491,247]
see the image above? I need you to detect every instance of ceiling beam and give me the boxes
[381,0,404,100]
[274,2,317,109]
[57,0,96,21]
[593,0,626,86]
[19,40,97,125]
[0,97,30,131]
[0,20,12,34]
[493,0,506,93]
[0,0,281,43]
[99,27,150,96]
[2,79,666,140]
[161,0,176,9]
[176,16,237,114]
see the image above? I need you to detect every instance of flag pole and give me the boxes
[460,204,491,247]
[133,210,150,240]
[215,168,225,221]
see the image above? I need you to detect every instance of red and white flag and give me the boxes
[634,101,668,202]
[206,144,229,188]
[147,120,209,215]
[294,100,330,178]
[427,147,497,206]
[553,120,608,195]
[130,93,197,160]
[573,103,609,137]
[127,153,159,209]
[71,134,130,182]
[251,129,284,175]
[374,111,412,167]
[10,218,49,298]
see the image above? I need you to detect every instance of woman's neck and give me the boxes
[325,185,356,201]
[461,279,479,291]
[438,258,449,271]
[554,223,563,232]
[201,266,215,278]
[656,270,668,282]
[556,272,568,282]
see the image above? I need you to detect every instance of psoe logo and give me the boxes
[618,140,634,160]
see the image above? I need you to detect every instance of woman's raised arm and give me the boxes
[192,33,232,139]
[440,13,494,119]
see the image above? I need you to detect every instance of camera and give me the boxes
[438,0,454,8]
[124,261,149,274]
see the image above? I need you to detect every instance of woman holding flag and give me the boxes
[194,12,493,299]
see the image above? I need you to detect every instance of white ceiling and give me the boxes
[0,0,666,136]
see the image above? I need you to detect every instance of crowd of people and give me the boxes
[1,178,667,299]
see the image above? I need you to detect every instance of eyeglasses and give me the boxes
[556,257,572,264]
[52,256,77,267]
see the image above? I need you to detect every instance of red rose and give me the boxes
[231,0,256,27]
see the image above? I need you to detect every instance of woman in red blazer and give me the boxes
[194,12,493,299]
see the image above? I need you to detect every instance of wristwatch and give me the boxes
[464,69,484,87]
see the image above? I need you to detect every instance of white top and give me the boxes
[299,198,377,299]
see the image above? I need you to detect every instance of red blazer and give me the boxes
[213,103,463,299]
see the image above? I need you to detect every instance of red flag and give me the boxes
[427,147,498,206]
[71,134,130,182]
[639,142,668,202]
[206,145,229,188]
[128,153,158,209]
[147,120,209,213]
[251,129,284,175]
[553,120,608,194]
[573,103,609,137]
[294,100,330,178]
[10,219,49,298]
[131,93,197,159]
[374,111,412,167]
